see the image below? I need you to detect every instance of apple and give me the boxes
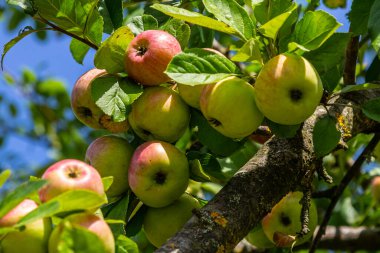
[0,199,51,253]
[128,86,190,143]
[245,223,274,249]
[143,193,201,247]
[125,30,182,86]
[261,191,318,247]
[200,76,264,139]
[128,141,190,207]
[254,53,323,125]
[71,68,130,132]
[48,212,114,253]
[85,135,134,198]
[38,159,105,203]
[177,84,205,109]
[371,176,380,204]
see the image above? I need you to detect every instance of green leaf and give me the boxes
[338,83,380,94]
[36,78,67,97]
[102,176,114,192]
[267,120,300,139]
[203,0,255,40]
[288,10,341,52]
[252,0,294,24]
[92,77,143,122]
[313,116,341,158]
[166,48,240,85]
[94,26,135,74]
[104,0,123,31]
[362,98,380,122]
[102,194,130,238]
[0,180,47,219]
[6,0,33,13]
[348,0,375,36]
[188,26,214,48]
[368,0,380,55]
[161,19,191,49]
[231,38,263,63]
[0,170,11,189]
[366,55,380,82]
[17,190,107,227]
[115,234,139,253]
[151,4,239,37]
[1,27,53,70]
[70,38,90,64]
[127,15,158,35]
[187,151,225,182]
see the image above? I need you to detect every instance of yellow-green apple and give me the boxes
[48,212,114,253]
[254,53,323,125]
[143,193,201,247]
[71,68,129,132]
[125,30,181,86]
[85,135,134,199]
[371,176,380,204]
[245,223,274,249]
[200,76,264,139]
[128,141,189,207]
[177,84,205,109]
[0,199,51,253]
[262,191,318,247]
[128,86,190,143]
[38,159,105,202]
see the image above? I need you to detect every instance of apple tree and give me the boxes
[1,0,380,252]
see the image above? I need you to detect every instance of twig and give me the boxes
[343,32,359,85]
[309,133,380,253]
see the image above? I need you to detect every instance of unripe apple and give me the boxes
[254,53,323,125]
[0,199,51,253]
[262,191,318,247]
[200,76,264,139]
[125,30,182,86]
[38,159,105,203]
[177,84,205,109]
[245,223,274,249]
[128,141,189,208]
[85,135,134,198]
[143,193,201,247]
[71,68,129,132]
[48,212,114,253]
[371,176,380,204]
[128,86,190,143]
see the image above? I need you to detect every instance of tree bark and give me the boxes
[156,89,380,253]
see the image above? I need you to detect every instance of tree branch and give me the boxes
[343,34,359,85]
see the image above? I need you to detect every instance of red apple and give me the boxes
[371,176,380,204]
[124,30,182,86]
[38,159,105,203]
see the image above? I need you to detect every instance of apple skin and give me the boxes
[254,53,323,125]
[143,193,201,247]
[200,76,264,139]
[128,141,190,208]
[128,86,190,143]
[0,199,52,253]
[71,68,130,132]
[261,191,318,247]
[85,135,134,198]
[38,159,105,203]
[48,212,114,253]
[125,30,182,86]
[371,176,380,204]
[178,84,205,109]
[245,223,274,249]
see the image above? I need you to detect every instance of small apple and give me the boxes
[128,141,190,207]
[371,176,380,204]
[261,191,318,247]
[48,212,114,253]
[177,84,205,109]
[38,159,105,203]
[200,76,264,139]
[0,199,51,253]
[254,53,323,125]
[71,68,129,132]
[245,223,274,249]
[143,193,201,247]
[128,86,190,143]
[85,135,134,198]
[125,30,182,86]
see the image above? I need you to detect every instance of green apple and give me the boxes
[143,193,201,247]
[261,191,318,247]
[371,176,380,204]
[48,212,114,253]
[128,141,189,207]
[177,84,205,109]
[200,76,264,139]
[0,199,51,253]
[128,86,190,143]
[71,68,130,132]
[254,53,323,125]
[245,223,274,249]
[85,135,134,199]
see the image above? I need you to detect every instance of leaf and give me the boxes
[366,55,380,82]
[313,116,341,157]
[94,26,135,74]
[1,27,53,70]
[102,193,130,238]
[231,38,263,63]
[70,38,90,64]
[288,10,341,52]
[348,0,375,36]
[103,0,123,31]
[362,98,380,122]
[151,4,239,37]
[187,151,225,182]
[267,120,300,139]
[202,0,255,40]
[115,234,139,253]
[188,26,214,48]
[161,19,191,49]
[337,83,380,94]
[368,0,380,55]
[17,190,107,227]
[0,180,47,219]
[102,176,114,192]
[127,15,158,35]
[91,77,143,122]
[166,48,240,85]
[6,0,34,13]
[0,170,11,189]
[252,0,294,24]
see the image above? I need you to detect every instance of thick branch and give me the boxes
[343,34,359,85]
[156,89,380,253]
